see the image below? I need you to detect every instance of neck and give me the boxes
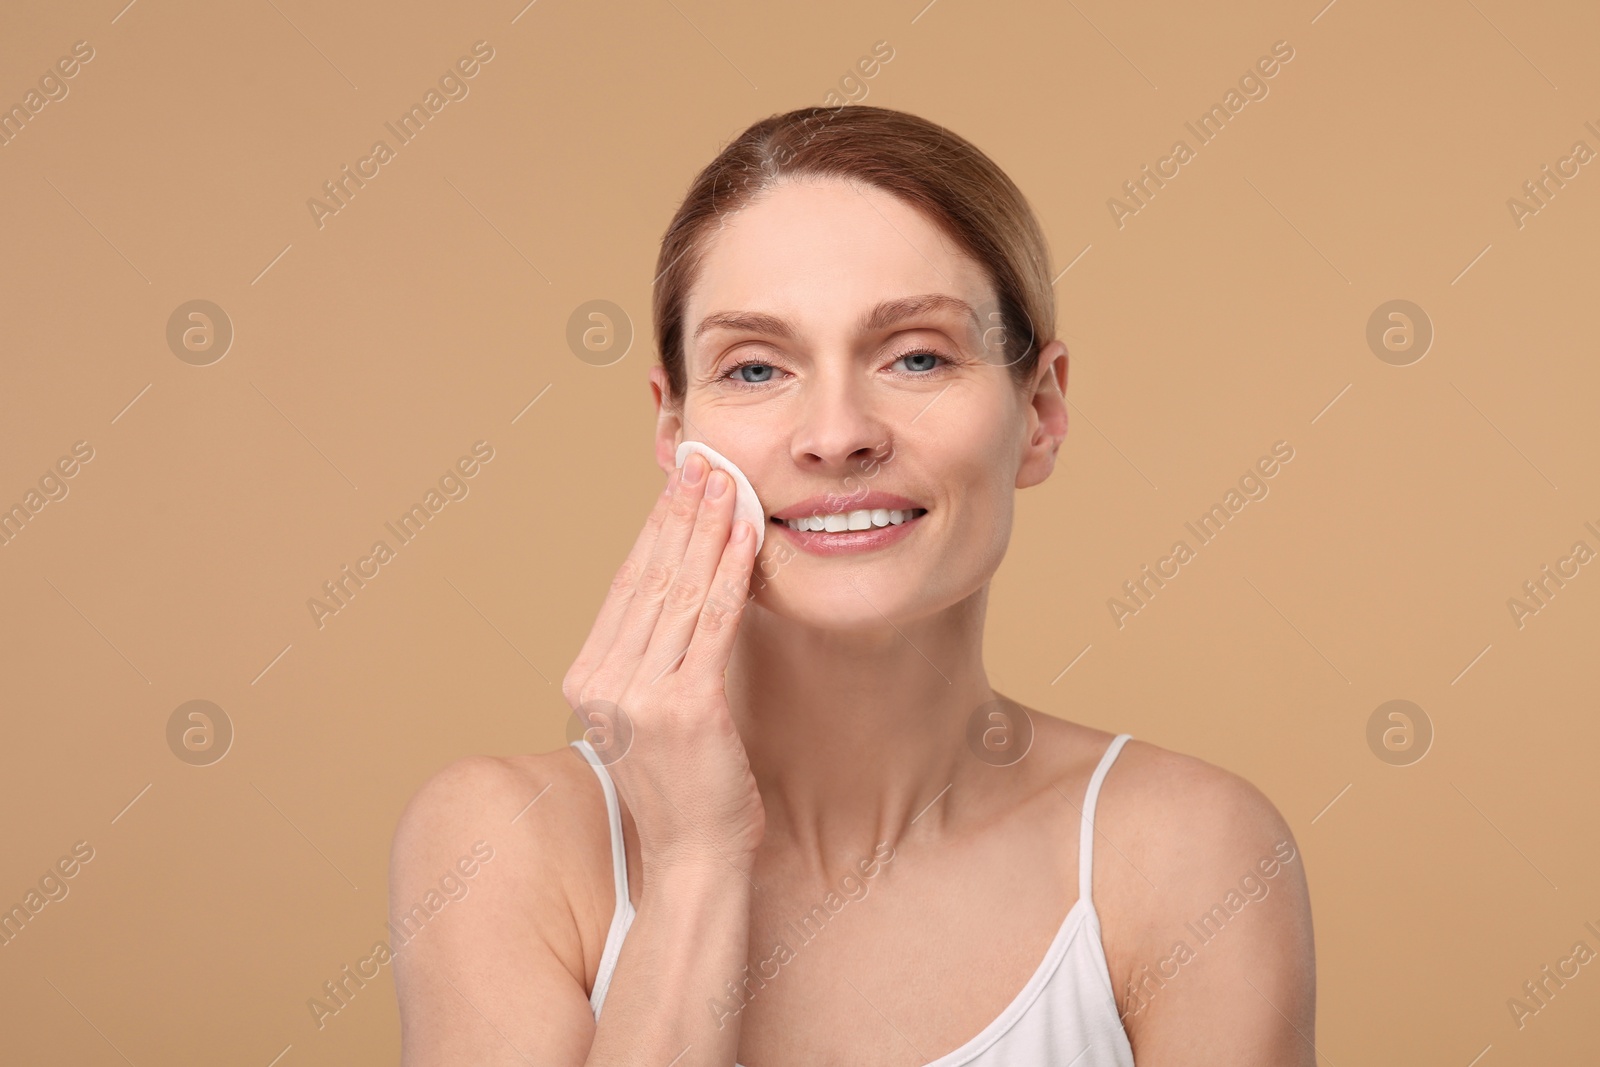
[725,585,997,873]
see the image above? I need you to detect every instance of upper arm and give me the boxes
[388,753,598,1067]
[1112,750,1316,1067]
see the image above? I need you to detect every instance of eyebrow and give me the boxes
[691,293,976,344]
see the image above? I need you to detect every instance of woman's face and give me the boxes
[652,176,1067,630]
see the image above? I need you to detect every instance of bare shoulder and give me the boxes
[389,744,615,952]
[390,746,601,870]
[1097,738,1301,888]
[387,746,616,1063]
[1089,735,1316,1063]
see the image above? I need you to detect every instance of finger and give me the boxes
[679,515,759,681]
[563,471,676,706]
[598,452,712,686]
[640,468,738,677]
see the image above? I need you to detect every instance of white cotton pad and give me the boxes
[675,440,766,552]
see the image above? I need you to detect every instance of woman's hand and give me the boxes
[562,452,766,882]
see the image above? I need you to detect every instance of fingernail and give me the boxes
[683,453,706,485]
[731,519,750,543]
[706,470,729,499]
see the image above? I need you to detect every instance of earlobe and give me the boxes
[654,416,684,475]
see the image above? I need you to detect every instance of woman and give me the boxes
[389,105,1315,1066]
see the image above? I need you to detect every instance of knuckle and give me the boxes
[698,599,734,636]
[616,683,646,714]
[664,576,704,614]
[577,678,617,711]
[698,583,749,634]
[610,557,641,595]
[667,493,698,521]
[636,558,675,598]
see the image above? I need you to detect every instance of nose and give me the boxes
[789,369,891,473]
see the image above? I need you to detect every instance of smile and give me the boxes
[779,507,927,533]
[767,507,928,556]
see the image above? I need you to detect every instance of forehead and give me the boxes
[684,177,994,338]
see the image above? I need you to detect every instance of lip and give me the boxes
[771,510,926,555]
[768,495,928,555]
[768,490,926,521]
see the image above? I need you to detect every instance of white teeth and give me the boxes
[781,508,925,532]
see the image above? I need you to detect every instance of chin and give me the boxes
[757,567,952,631]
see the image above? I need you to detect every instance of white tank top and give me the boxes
[570,733,1137,1067]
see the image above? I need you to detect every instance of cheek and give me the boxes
[927,453,1014,581]
[949,422,1019,512]
[971,487,1015,567]
[909,395,1019,548]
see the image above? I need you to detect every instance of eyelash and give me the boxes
[720,348,955,386]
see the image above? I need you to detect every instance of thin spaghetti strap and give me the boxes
[569,739,637,1014]
[570,739,632,919]
[1078,733,1133,905]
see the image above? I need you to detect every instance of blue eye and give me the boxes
[727,362,776,383]
[720,349,950,387]
[895,350,943,373]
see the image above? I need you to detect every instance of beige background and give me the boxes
[2,0,1597,1062]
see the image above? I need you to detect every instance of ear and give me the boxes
[649,364,684,475]
[1015,340,1068,490]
